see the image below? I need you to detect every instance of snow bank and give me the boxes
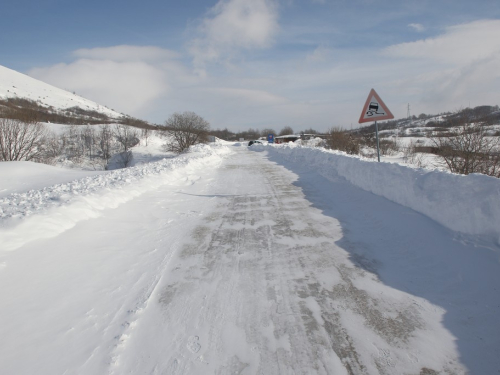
[0,144,231,251]
[255,144,500,243]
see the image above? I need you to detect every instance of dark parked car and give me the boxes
[248,140,263,146]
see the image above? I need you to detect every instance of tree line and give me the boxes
[1,107,499,178]
[0,118,146,169]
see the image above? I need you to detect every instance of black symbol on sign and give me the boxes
[366,102,385,117]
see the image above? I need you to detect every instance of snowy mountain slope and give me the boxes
[0,64,123,119]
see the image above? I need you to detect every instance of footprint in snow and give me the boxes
[187,336,201,353]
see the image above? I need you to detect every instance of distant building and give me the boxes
[274,135,299,144]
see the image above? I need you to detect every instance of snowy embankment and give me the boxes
[254,143,500,243]
[0,144,231,251]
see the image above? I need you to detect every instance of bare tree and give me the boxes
[242,128,260,140]
[326,127,360,155]
[38,131,63,165]
[430,122,500,177]
[141,128,151,146]
[82,125,96,158]
[114,124,139,153]
[96,124,114,163]
[64,125,85,163]
[261,128,277,137]
[279,126,294,136]
[163,112,210,153]
[0,118,47,161]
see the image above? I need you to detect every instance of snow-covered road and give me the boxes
[1,145,499,374]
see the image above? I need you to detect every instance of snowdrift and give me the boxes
[255,144,500,243]
[0,144,231,251]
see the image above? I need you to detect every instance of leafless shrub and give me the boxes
[163,112,210,153]
[402,140,427,168]
[0,118,47,161]
[379,139,399,155]
[359,132,376,149]
[326,127,360,155]
[430,121,500,177]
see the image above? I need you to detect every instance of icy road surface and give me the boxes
[1,144,498,374]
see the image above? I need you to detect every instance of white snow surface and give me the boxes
[0,143,499,374]
[0,64,122,119]
[0,144,230,251]
[254,142,500,244]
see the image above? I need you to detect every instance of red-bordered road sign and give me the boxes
[358,88,394,123]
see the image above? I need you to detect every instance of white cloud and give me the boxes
[27,46,187,115]
[190,0,279,66]
[408,23,425,32]
[29,59,166,114]
[385,19,500,65]
[379,19,500,112]
[23,19,500,132]
[206,87,287,105]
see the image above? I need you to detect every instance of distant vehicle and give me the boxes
[248,140,263,146]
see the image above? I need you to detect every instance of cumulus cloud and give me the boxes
[29,59,166,114]
[190,0,279,66]
[28,46,187,116]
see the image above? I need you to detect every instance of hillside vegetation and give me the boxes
[338,106,500,178]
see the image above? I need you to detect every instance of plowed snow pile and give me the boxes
[254,143,500,243]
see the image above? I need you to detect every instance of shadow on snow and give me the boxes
[263,151,500,375]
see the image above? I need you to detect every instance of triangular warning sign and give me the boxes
[358,88,394,123]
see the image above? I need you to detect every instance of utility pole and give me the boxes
[407,103,411,126]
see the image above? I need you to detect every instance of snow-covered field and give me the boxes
[0,142,499,374]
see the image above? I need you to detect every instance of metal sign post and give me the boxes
[358,88,394,162]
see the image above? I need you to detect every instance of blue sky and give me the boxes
[2,0,500,131]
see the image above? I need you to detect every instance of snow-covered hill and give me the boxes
[0,64,123,119]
